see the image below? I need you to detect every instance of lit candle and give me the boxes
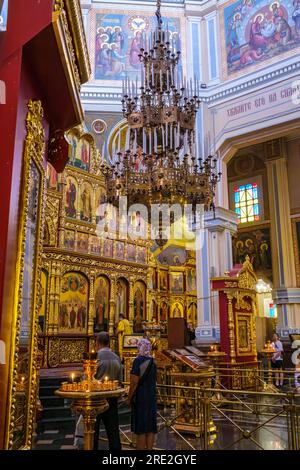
[71,373,75,383]
[105,376,109,390]
[92,349,95,354]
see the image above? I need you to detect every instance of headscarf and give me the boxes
[137,338,152,357]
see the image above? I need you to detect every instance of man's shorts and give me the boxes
[271,360,283,369]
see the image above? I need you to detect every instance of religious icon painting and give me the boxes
[150,300,157,321]
[115,241,125,260]
[103,238,114,258]
[46,162,58,190]
[59,273,88,333]
[90,235,101,255]
[67,133,78,168]
[222,0,300,78]
[38,270,48,333]
[80,182,93,223]
[94,276,110,332]
[20,161,41,341]
[94,12,181,82]
[137,246,147,264]
[127,243,136,262]
[160,301,168,321]
[149,268,156,290]
[170,272,184,294]
[116,278,128,320]
[64,230,75,250]
[76,232,89,253]
[159,270,168,291]
[171,302,184,318]
[123,335,142,348]
[187,303,197,325]
[133,281,146,332]
[95,187,106,223]
[65,176,78,219]
[236,314,252,355]
[75,137,91,172]
[186,268,197,293]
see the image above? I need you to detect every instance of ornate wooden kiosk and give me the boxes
[212,256,259,389]
[156,348,215,436]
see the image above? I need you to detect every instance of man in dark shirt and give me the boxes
[93,332,122,450]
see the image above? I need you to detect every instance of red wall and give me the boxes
[0,1,53,448]
[0,0,52,63]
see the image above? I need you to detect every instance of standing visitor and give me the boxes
[116,313,132,360]
[93,332,122,450]
[271,332,284,388]
[128,338,157,450]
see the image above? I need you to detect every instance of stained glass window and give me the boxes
[234,183,260,224]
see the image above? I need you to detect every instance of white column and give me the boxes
[186,16,203,82]
[195,208,237,342]
[266,150,300,336]
[204,11,220,85]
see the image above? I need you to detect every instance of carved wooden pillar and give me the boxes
[91,185,96,225]
[88,272,95,335]
[77,181,81,220]
[48,262,57,334]
[58,177,67,248]
[53,262,61,334]
[109,276,116,336]
[226,293,236,364]
[129,277,135,327]
[251,297,258,358]
[146,278,150,322]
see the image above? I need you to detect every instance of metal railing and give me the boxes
[120,378,300,451]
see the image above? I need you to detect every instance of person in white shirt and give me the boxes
[271,333,284,388]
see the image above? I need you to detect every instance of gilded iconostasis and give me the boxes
[41,126,197,368]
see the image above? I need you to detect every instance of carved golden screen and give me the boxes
[7,100,46,449]
[235,312,253,356]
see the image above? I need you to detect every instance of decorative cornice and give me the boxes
[203,61,300,105]
[64,0,91,83]
[81,60,300,106]
[42,249,148,275]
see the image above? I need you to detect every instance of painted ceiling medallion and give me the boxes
[92,119,107,135]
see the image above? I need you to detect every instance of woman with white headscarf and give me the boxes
[128,338,157,450]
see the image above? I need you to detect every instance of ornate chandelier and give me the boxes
[102,0,221,243]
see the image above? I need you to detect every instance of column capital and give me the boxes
[194,207,238,234]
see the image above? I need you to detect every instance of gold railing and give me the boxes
[120,379,299,451]
[215,365,299,391]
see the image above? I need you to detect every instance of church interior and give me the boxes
[0,0,300,452]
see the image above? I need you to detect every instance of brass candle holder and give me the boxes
[83,352,98,383]
[56,351,125,450]
[59,352,120,393]
[261,340,276,387]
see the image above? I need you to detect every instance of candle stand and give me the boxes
[55,352,125,450]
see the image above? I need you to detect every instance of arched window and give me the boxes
[234,183,260,224]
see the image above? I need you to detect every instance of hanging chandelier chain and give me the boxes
[102,0,221,236]
[156,0,162,29]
